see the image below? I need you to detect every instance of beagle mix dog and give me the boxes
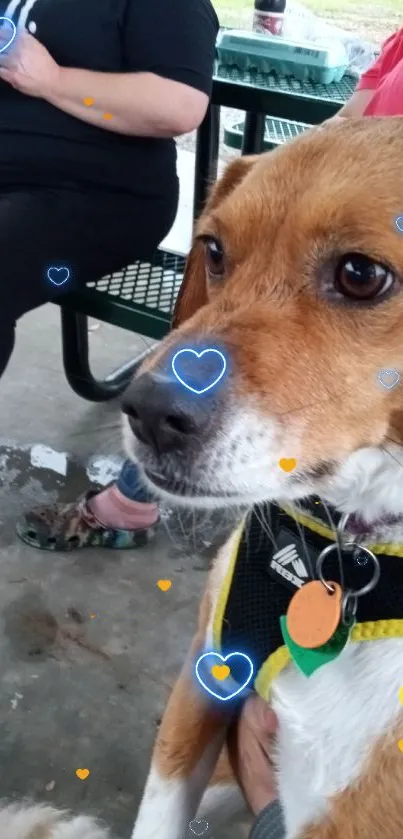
[124,117,403,839]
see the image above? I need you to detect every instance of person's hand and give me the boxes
[0,27,61,99]
[229,694,279,817]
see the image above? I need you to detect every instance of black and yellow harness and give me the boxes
[211,499,403,700]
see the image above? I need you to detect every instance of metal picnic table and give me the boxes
[59,61,356,402]
[193,61,356,216]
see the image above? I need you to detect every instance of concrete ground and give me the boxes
[0,150,244,839]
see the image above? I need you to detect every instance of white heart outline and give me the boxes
[47,266,70,287]
[195,651,254,702]
[171,348,226,394]
[395,215,403,234]
[0,18,16,54]
[189,817,210,836]
[0,16,17,53]
[378,369,400,390]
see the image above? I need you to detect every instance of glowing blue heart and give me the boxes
[195,651,254,701]
[172,348,226,394]
[47,266,70,287]
[0,18,17,54]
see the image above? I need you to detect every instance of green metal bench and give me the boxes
[60,251,186,402]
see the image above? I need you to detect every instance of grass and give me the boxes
[214,0,400,14]
[213,0,400,33]
[304,0,401,12]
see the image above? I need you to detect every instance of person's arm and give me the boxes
[0,0,219,138]
[229,695,283,838]
[48,0,219,136]
[321,28,403,126]
[248,800,286,839]
[335,87,377,119]
[46,69,209,137]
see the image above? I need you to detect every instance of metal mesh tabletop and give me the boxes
[212,64,356,120]
[215,64,356,103]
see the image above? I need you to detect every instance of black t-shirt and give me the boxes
[0,0,219,195]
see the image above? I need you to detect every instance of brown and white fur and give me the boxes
[125,118,403,839]
[0,802,111,838]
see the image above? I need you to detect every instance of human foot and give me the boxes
[16,485,159,552]
[88,483,159,529]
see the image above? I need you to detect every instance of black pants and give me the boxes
[0,181,179,377]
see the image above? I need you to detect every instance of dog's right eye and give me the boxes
[204,238,225,279]
[334,253,396,302]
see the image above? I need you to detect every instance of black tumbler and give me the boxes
[253,0,286,35]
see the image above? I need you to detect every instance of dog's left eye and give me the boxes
[204,238,226,279]
[335,254,395,300]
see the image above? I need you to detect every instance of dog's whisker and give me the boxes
[161,510,187,554]
[190,506,198,554]
[69,422,122,438]
[251,503,264,552]
[250,504,266,562]
[380,444,403,470]
[259,502,279,552]
[253,502,278,553]
[384,433,403,448]
[274,393,337,419]
[287,503,315,582]
[318,497,345,591]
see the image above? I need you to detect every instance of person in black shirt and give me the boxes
[12,0,219,553]
[0,0,218,378]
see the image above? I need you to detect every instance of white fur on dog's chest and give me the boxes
[271,638,403,838]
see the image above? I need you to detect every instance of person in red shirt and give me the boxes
[324,26,403,124]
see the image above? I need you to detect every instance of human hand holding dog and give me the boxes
[231,694,279,817]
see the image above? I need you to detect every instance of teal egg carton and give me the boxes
[216,29,349,85]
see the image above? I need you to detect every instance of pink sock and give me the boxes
[89,484,159,530]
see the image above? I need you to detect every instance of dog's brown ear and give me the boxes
[172,155,259,329]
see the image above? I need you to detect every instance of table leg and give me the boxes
[60,307,157,403]
[242,112,266,155]
[193,103,221,220]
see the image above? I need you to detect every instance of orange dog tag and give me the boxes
[286,580,342,649]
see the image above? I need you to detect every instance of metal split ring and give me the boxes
[316,543,381,625]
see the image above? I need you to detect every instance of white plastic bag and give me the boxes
[281,0,378,77]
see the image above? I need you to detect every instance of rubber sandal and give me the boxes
[15,488,159,552]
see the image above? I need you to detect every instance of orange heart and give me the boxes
[103,112,113,120]
[157,579,172,592]
[83,97,94,106]
[211,664,230,681]
[76,768,90,780]
[279,458,297,473]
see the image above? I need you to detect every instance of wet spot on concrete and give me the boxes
[30,444,68,477]
[3,591,58,661]
[0,442,89,497]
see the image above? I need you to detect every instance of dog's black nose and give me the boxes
[122,371,214,455]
